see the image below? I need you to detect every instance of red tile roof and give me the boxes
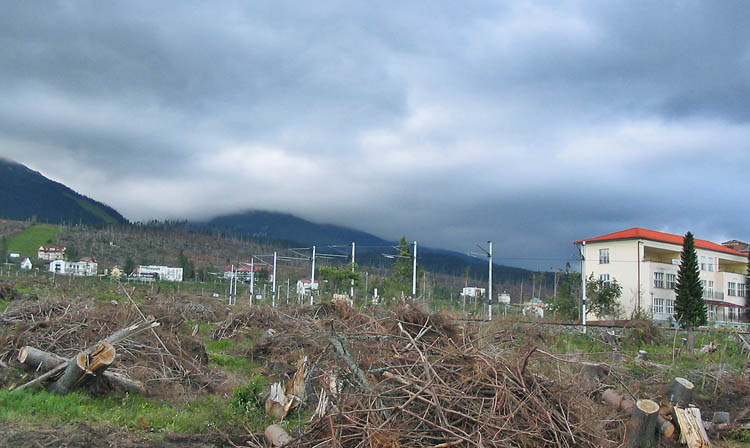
[575,228,746,256]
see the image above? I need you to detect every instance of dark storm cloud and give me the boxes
[0,1,748,268]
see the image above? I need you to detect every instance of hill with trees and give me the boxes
[0,158,127,227]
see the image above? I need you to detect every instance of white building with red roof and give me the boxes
[37,245,66,261]
[575,228,747,325]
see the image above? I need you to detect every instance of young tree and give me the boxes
[319,265,360,293]
[674,232,706,327]
[123,256,136,275]
[178,250,195,281]
[545,270,581,321]
[585,274,623,319]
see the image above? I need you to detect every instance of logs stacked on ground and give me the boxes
[602,389,674,438]
[17,346,144,394]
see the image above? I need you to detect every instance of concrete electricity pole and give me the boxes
[272,251,277,307]
[310,245,316,306]
[351,242,356,299]
[412,240,417,297]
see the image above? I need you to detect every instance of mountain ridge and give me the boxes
[0,158,127,226]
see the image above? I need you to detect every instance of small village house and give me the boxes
[20,258,32,270]
[48,257,98,276]
[296,279,319,296]
[133,265,183,282]
[38,245,66,261]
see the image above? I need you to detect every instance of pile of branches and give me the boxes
[1,296,217,398]
[259,304,620,448]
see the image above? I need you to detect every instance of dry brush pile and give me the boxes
[208,302,622,448]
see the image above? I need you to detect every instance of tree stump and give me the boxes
[581,362,609,381]
[637,350,648,361]
[687,333,696,356]
[602,389,674,438]
[668,377,695,407]
[712,411,730,425]
[626,399,660,448]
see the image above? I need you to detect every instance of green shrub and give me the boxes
[229,375,267,417]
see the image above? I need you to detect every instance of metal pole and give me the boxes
[350,242,355,299]
[488,241,493,321]
[581,241,587,333]
[272,251,277,307]
[412,241,417,297]
[286,278,290,302]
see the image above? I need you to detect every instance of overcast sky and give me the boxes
[1,1,749,269]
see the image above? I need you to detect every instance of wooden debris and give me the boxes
[700,342,717,354]
[284,355,308,413]
[673,406,710,448]
[668,377,695,407]
[48,341,115,394]
[626,399,660,448]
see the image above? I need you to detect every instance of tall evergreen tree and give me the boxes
[674,232,706,327]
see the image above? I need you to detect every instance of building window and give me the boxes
[728,282,736,297]
[665,299,675,315]
[700,256,706,271]
[666,273,676,290]
[599,273,610,283]
[653,272,665,289]
[599,248,610,264]
[739,283,746,298]
[707,257,714,272]
[653,297,665,314]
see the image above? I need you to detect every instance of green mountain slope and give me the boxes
[0,159,127,226]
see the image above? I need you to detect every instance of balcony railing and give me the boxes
[703,291,725,300]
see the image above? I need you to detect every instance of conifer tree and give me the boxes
[389,236,414,296]
[674,232,706,327]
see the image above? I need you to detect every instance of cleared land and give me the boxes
[0,272,749,447]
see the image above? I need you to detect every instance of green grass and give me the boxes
[70,196,119,225]
[7,224,61,259]
[0,379,310,435]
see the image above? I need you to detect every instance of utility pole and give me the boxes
[310,245,316,306]
[272,252,277,307]
[412,240,417,297]
[286,278,290,302]
[488,241,493,321]
[250,259,254,305]
[580,241,587,334]
[350,242,355,299]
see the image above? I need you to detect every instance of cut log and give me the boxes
[668,377,695,406]
[264,424,293,447]
[673,406,710,448]
[17,346,144,394]
[48,342,115,394]
[626,399,660,448]
[602,389,674,438]
[14,319,158,392]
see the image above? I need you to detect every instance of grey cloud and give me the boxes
[1,1,749,269]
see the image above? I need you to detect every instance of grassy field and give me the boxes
[7,224,61,258]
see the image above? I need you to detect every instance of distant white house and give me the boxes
[49,257,98,276]
[38,245,66,261]
[133,265,183,282]
[9,253,20,259]
[462,286,486,297]
[20,258,32,270]
[223,264,272,282]
[296,279,319,295]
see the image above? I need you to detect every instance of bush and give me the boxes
[229,375,266,417]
